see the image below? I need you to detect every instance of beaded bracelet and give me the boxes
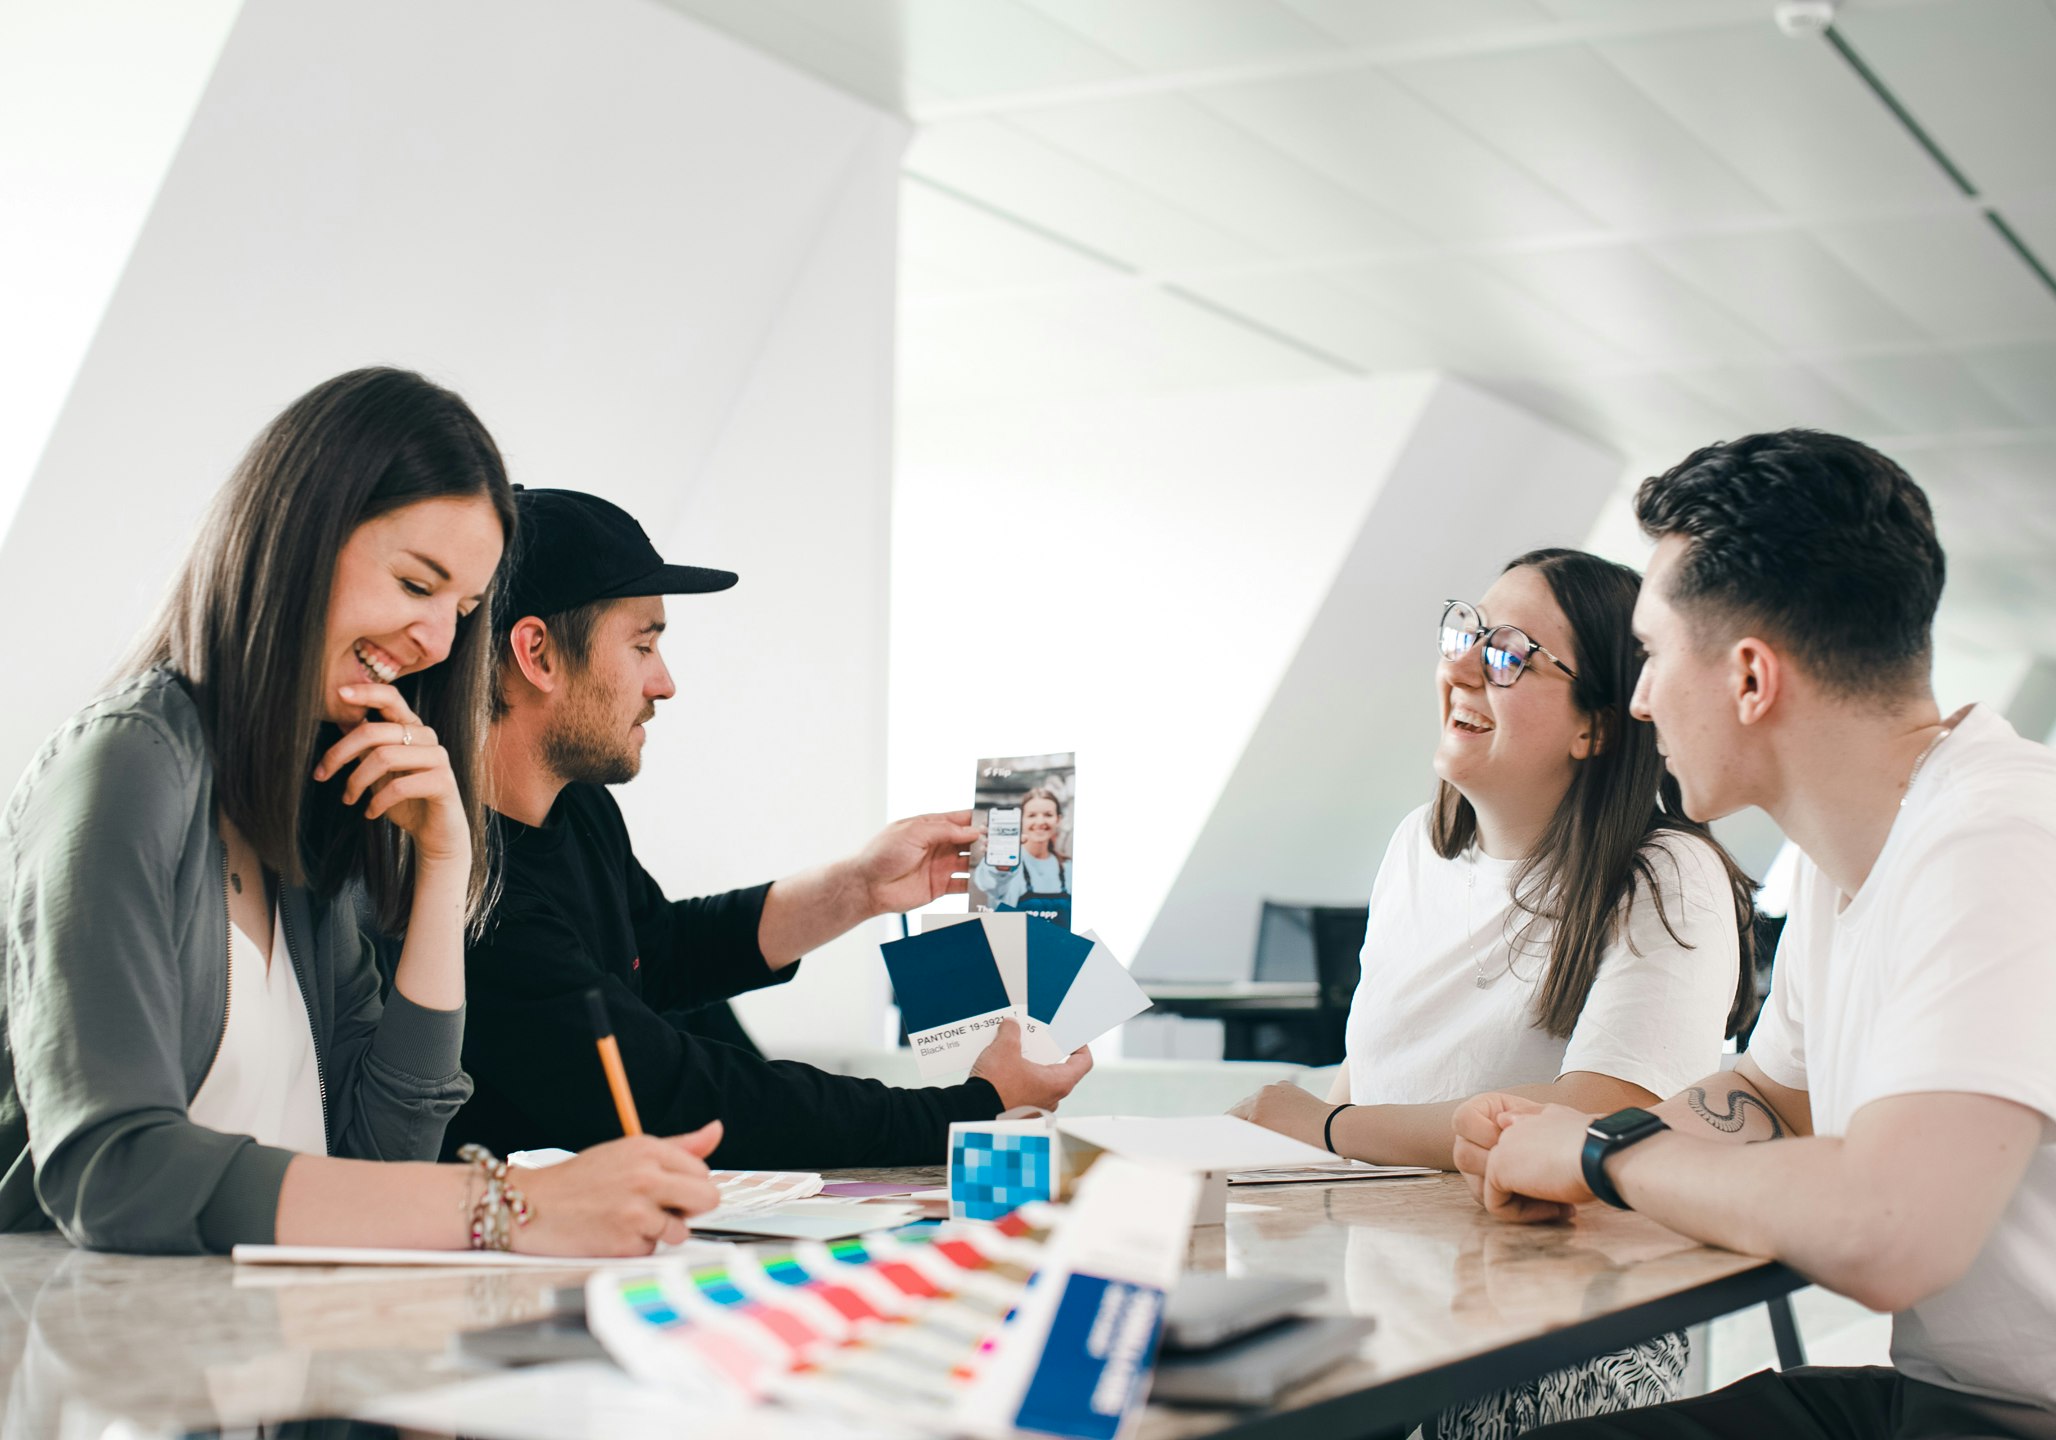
[457,1143,534,1251]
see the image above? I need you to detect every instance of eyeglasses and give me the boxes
[1438,600,1579,688]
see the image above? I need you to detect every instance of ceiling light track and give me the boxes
[1821,24,2056,302]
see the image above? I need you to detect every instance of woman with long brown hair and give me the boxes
[1237,547,1755,1432]
[0,368,719,1254]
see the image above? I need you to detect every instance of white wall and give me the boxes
[0,0,243,538]
[1138,378,1622,981]
[889,373,1442,986]
[0,0,907,1053]
[615,128,905,1055]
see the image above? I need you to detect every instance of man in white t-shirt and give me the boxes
[1453,429,2056,1439]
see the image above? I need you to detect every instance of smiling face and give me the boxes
[1629,536,1753,822]
[1432,565,1595,820]
[1022,795,1062,854]
[542,594,675,786]
[323,495,505,725]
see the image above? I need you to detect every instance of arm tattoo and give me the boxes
[1686,1086,1785,1140]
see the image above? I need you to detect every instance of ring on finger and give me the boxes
[400,726,414,747]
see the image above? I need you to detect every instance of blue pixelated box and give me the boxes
[948,1118,1060,1221]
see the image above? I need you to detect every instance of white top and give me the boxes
[187,905,329,1155]
[1346,804,1739,1106]
[1749,705,2056,1408]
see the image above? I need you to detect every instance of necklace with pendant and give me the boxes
[1465,860,1511,989]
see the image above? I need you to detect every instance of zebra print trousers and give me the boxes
[1425,1332,1690,1440]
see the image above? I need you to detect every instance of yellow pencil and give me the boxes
[584,987,643,1137]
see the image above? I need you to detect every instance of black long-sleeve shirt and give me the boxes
[447,783,1001,1168]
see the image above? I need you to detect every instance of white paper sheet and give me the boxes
[231,1243,723,1270]
[507,1157,832,1229]
[1227,1160,1439,1184]
[691,1203,920,1241]
[1056,1114,1335,1174]
[356,1361,886,1440]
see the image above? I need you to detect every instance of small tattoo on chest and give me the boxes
[230,872,243,895]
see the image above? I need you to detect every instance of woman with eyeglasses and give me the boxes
[1236,547,1755,1435]
[0,369,722,1255]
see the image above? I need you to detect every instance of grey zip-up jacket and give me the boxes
[0,669,471,1253]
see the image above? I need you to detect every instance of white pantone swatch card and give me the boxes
[1043,930,1152,1055]
[980,913,1067,1063]
[908,1008,1014,1080]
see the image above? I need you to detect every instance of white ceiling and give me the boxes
[661,0,2056,631]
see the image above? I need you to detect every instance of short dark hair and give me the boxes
[489,597,612,720]
[1635,430,1945,700]
[128,367,515,932]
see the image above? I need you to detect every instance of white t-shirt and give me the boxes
[187,906,329,1155]
[1749,704,2056,1408]
[1346,804,1739,1106]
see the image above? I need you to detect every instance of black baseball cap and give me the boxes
[502,485,738,623]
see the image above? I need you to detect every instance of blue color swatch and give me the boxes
[882,923,1014,1035]
[1025,921,1095,1023]
[1013,1273,1167,1439]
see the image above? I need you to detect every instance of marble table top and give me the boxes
[0,1169,1788,1439]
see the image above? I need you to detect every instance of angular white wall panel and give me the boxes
[1136,378,1621,981]
[0,0,243,542]
[0,0,905,821]
[617,127,906,1055]
[890,373,1442,984]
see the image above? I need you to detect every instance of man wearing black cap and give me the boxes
[446,488,1091,1169]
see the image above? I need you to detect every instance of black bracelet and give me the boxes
[1324,1103,1355,1155]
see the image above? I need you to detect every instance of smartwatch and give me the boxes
[1581,1108,1670,1211]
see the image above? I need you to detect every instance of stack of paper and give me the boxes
[881,914,1151,1078]
[693,1170,824,1226]
[514,1157,850,1222]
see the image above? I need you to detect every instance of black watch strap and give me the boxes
[1581,1108,1670,1211]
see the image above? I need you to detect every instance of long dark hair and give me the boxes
[125,367,516,931]
[1430,548,1756,1039]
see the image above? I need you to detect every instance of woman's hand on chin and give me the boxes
[1229,1080,1332,1150]
[314,681,470,866]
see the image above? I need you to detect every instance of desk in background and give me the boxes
[1141,901,1368,1066]
[1141,980,1328,1064]
[0,1172,1799,1440]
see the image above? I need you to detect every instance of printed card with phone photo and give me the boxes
[970,752,1076,930]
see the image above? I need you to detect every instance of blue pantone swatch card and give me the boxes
[1025,920,1095,1025]
[1012,1274,1167,1440]
[882,923,1016,1079]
